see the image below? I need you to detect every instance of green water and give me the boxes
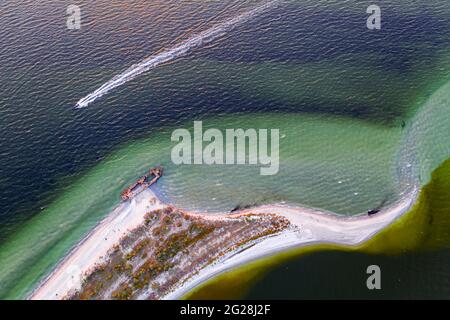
[1,0,450,298]
[0,112,402,299]
[399,80,450,186]
[160,114,403,213]
[244,249,450,299]
[244,134,450,299]
[2,74,450,298]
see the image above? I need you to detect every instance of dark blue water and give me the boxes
[1,0,450,298]
[1,1,449,236]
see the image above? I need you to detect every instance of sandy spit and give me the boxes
[30,186,419,300]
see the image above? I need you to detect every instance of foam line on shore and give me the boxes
[29,186,418,300]
[163,187,419,299]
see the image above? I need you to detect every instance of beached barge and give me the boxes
[121,167,163,201]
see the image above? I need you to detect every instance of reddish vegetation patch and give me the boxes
[68,207,290,300]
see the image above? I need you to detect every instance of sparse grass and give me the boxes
[184,158,450,300]
[69,206,290,300]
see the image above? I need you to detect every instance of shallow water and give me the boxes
[1,0,450,298]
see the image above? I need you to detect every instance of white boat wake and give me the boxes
[75,1,280,109]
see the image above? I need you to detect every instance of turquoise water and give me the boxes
[1,87,449,298]
[398,80,450,186]
[245,79,450,299]
[1,0,450,299]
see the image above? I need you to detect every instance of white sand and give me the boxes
[164,188,419,299]
[29,189,164,300]
[29,186,418,300]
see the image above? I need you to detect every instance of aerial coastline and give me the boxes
[1,0,449,302]
[29,181,418,300]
